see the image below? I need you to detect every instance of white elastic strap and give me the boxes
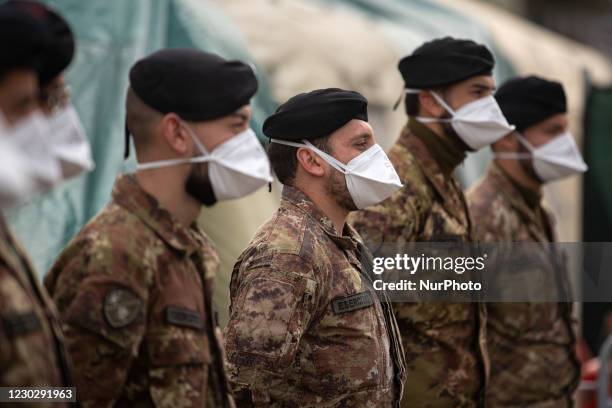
[404,88,455,123]
[513,133,536,152]
[136,155,212,171]
[414,116,452,124]
[428,91,457,116]
[137,121,214,171]
[269,138,348,174]
[404,88,421,95]
[494,152,532,160]
[405,88,456,114]
[493,132,533,160]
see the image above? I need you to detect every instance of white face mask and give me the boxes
[270,138,403,209]
[136,125,272,201]
[46,104,95,180]
[4,112,63,191]
[406,89,515,150]
[495,132,588,182]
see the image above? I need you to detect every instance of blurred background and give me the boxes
[3,0,612,381]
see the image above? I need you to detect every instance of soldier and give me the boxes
[349,37,515,407]
[6,0,94,181]
[0,1,78,399]
[467,76,585,407]
[224,88,407,407]
[44,48,271,407]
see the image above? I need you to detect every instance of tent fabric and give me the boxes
[434,0,612,242]
[4,0,611,326]
[220,0,612,241]
[6,0,279,283]
[218,0,516,189]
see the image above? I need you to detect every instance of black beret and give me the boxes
[129,48,258,121]
[263,88,368,141]
[4,1,75,87]
[398,37,495,89]
[0,4,48,75]
[495,76,567,132]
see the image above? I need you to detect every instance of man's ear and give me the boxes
[493,131,520,152]
[296,147,326,177]
[160,113,189,156]
[418,91,445,118]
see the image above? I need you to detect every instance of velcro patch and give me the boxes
[103,288,142,329]
[165,306,203,330]
[331,291,374,314]
[2,311,41,337]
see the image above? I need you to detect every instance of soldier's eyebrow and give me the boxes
[349,132,371,144]
[471,83,495,92]
[228,111,249,126]
[547,123,565,133]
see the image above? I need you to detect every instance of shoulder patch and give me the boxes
[331,291,374,314]
[103,288,142,329]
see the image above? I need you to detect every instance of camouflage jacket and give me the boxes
[0,215,73,407]
[349,119,485,408]
[224,185,406,407]
[467,163,580,408]
[44,174,233,408]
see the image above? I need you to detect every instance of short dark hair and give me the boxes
[125,87,162,153]
[268,135,332,185]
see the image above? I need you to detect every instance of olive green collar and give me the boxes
[408,117,466,178]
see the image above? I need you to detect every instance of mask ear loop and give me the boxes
[136,121,212,171]
[181,121,210,156]
[493,132,533,160]
[404,89,454,124]
[429,91,457,117]
[269,138,349,174]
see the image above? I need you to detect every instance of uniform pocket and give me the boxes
[311,268,388,394]
[147,328,212,407]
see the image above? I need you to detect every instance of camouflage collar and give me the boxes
[487,163,552,241]
[407,118,466,178]
[280,185,359,250]
[399,123,471,226]
[112,174,201,254]
[0,214,37,290]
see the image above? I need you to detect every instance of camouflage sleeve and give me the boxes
[0,265,42,387]
[0,265,19,385]
[348,187,419,254]
[50,242,149,407]
[223,253,317,404]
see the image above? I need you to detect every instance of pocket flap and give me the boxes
[147,328,211,366]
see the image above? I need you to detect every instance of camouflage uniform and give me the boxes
[349,118,485,408]
[224,185,406,407]
[467,163,580,407]
[44,174,233,408]
[0,215,73,407]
